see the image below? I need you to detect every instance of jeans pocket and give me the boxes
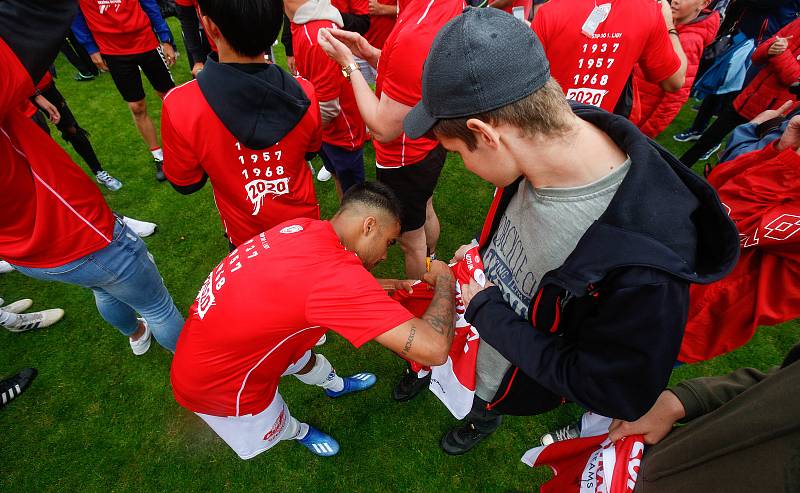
[39,255,92,276]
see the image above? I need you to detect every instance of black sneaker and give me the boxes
[540,420,582,446]
[391,368,430,402]
[440,420,498,455]
[0,368,37,408]
[154,160,166,182]
[74,72,96,82]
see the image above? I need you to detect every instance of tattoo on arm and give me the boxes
[401,324,416,355]
[423,274,455,344]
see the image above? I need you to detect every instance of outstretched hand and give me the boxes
[318,28,356,67]
[750,100,793,125]
[607,390,685,445]
[777,115,800,151]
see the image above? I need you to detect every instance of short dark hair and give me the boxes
[339,181,402,222]
[196,0,282,57]
[433,78,572,151]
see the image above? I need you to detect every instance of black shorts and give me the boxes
[376,145,446,232]
[104,49,175,102]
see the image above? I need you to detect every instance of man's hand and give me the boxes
[319,27,380,67]
[422,260,453,287]
[34,94,60,124]
[161,42,177,67]
[191,62,204,77]
[777,115,800,151]
[90,52,109,72]
[768,36,792,56]
[750,99,793,124]
[608,390,685,445]
[378,278,415,294]
[450,243,476,263]
[460,278,495,309]
[368,0,396,16]
[286,55,297,75]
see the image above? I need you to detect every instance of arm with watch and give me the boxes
[659,0,687,92]
[317,27,413,143]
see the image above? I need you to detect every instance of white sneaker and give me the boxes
[315,334,327,346]
[129,318,152,356]
[96,170,123,191]
[2,299,33,314]
[0,261,13,274]
[317,167,332,182]
[122,216,157,238]
[5,308,65,333]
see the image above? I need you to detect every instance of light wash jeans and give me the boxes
[12,219,183,351]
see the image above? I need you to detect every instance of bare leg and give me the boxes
[127,99,159,150]
[399,226,428,279]
[423,198,440,256]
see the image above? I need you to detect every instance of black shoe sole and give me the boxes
[440,428,490,456]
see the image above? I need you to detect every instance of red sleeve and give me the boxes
[767,37,800,85]
[752,20,799,64]
[638,4,681,84]
[305,260,414,348]
[161,95,205,186]
[174,0,194,5]
[298,77,323,152]
[0,38,34,120]
[379,35,421,107]
[349,0,369,15]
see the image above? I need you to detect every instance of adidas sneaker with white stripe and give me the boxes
[0,368,37,408]
[4,308,64,333]
[325,372,377,398]
[297,426,340,457]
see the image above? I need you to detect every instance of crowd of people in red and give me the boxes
[2,0,798,490]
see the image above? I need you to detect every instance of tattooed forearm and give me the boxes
[402,325,416,355]
[423,274,455,345]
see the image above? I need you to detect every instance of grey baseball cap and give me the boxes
[404,7,550,139]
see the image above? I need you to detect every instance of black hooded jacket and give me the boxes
[467,103,740,421]
[172,55,313,194]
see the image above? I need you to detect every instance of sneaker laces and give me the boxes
[552,423,580,442]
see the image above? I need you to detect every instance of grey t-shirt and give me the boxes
[475,158,631,401]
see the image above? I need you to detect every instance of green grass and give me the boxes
[1,19,798,492]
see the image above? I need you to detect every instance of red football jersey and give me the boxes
[161,77,322,247]
[78,0,159,55]
[0,38,115,268]
[365,0,397,49]
[171,218,415,416]
[533,0,680,112]
[332,0,369,15]
[291,20,367,150]
[374,0,462,168]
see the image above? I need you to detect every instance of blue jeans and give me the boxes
[12,219,183,351]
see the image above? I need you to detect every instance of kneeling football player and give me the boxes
[171,182,455,458]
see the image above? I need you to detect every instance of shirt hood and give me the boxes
[196,55,311,149]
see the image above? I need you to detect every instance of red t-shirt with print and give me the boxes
[161,77,322,247]
[533,0,680,112]
[171,218,415,416]
[291,19,367,150]
[78,0,159,55]
[374,0,463,168]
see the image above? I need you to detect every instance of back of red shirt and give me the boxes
[365,0,397,49]
[162,77,322,247]
[170,218,414,416]
[78,0,158,55]
[292,20,367,150]
[374,0,463,168]
[533,0,680,112]
[0,39,115,268]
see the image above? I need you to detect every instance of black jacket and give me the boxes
[467,104,740,421]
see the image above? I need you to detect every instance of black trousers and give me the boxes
[60,31,98,76]
[680,105,748,168]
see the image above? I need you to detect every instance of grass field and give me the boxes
[2,19,798,492]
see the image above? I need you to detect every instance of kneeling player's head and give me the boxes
[197,0,283,57]
[403,7,572,187]
[334,182,402,270]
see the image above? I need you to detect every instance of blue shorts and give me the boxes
[319,143,365,193]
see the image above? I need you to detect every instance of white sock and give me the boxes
[151,148,163,161]
[282,416,310,441]
[294,353,345,392]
